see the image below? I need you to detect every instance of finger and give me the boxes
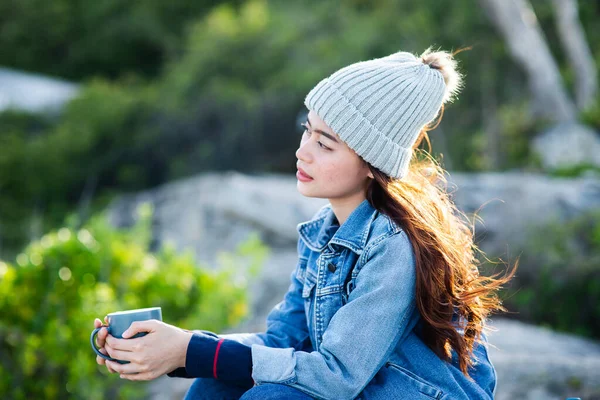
[105,335,136,352]
[107,360,142,375]
[97,350,116,374]
[97,327,109,347]
[94,327,108,349]
[106,362,116,374]
[96,347,110,365]
[104,343,135,363]
[94,318,102,329]
[122,319,159,339]
[99,352,117,374]
[120,371,154,381]
[96,348,108,365]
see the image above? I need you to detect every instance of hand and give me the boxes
[103,319,193,381]
[93,317,118,373]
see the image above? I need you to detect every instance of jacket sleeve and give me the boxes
[250,230,418,400]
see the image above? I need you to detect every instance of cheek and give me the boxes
[323,169,344,186]
[322,158,362,186]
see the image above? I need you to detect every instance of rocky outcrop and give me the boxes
[108,171,600,265]
[532,122,600,170]
[448,171,600,260]
[0,67,79,113]
[106,171,600,399]
[487,318,600,400]
[108,171,328,266]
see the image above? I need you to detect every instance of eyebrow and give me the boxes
[305,117,340,143]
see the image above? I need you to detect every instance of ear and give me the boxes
[362,159,374,180]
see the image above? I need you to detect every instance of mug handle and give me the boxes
[90,326,119,362]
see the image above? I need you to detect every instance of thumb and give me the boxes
[122,320,158,338]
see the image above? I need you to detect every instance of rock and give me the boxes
[107,171,327,268]
[447,172,600,261]
[0,67,79,114]
[532,122,600,170]
[108,171,600,267]
[487,318,600,400]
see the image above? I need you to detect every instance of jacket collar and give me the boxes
[296,198,379,254]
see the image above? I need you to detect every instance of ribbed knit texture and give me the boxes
[304,51,447,179]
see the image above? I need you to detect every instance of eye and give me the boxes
[300,123,331,150]
[300,122,309,135]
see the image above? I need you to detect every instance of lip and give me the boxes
[296,168,314,182]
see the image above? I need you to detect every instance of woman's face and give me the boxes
[295,110,373,201]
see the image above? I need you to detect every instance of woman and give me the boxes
[94,47,516,399]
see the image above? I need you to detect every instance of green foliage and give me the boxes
[503,208,600,338]
[0,203,267,399]
[549,163,600,178]
[0,80,158,257]
[0,110,55,251]
[495,103,550,170]
[0,0,239,80]
[581,99,600,131]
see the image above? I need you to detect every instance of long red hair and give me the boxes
[364,47,517,377]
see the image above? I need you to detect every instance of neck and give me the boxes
[328,193,367,226]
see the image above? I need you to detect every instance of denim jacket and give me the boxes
[220,199,497,400]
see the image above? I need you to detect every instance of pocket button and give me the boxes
[327,262,337,273]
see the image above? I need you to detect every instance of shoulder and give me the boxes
[361,217,415,268]
[355,227,417,290]
[364,212,405,253]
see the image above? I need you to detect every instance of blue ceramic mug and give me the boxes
[90,307,162,364]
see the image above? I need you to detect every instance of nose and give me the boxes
[295,138,313,164]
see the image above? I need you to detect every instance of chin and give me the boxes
[296,183,321,198]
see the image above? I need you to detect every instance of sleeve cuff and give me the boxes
[184,332,220,378]
[212,338,254,387]
[166,330,218,379]
[250,344,297,384]
[171,332,254,387]
[166,366,189,378]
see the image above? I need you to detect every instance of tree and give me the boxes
[551,0,598,111]
[479,0,576,123]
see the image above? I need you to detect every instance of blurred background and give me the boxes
[0,0,599,399]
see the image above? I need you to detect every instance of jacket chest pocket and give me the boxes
[296,257,317,299]
[301,267,317,299]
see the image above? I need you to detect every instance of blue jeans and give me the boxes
[183,378,315,400]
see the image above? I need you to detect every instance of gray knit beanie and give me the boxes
[304,48,462,179]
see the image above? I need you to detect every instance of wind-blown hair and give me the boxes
[365,47,517,378]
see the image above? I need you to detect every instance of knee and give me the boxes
[183,378,215,400]
[239,384,279,400]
